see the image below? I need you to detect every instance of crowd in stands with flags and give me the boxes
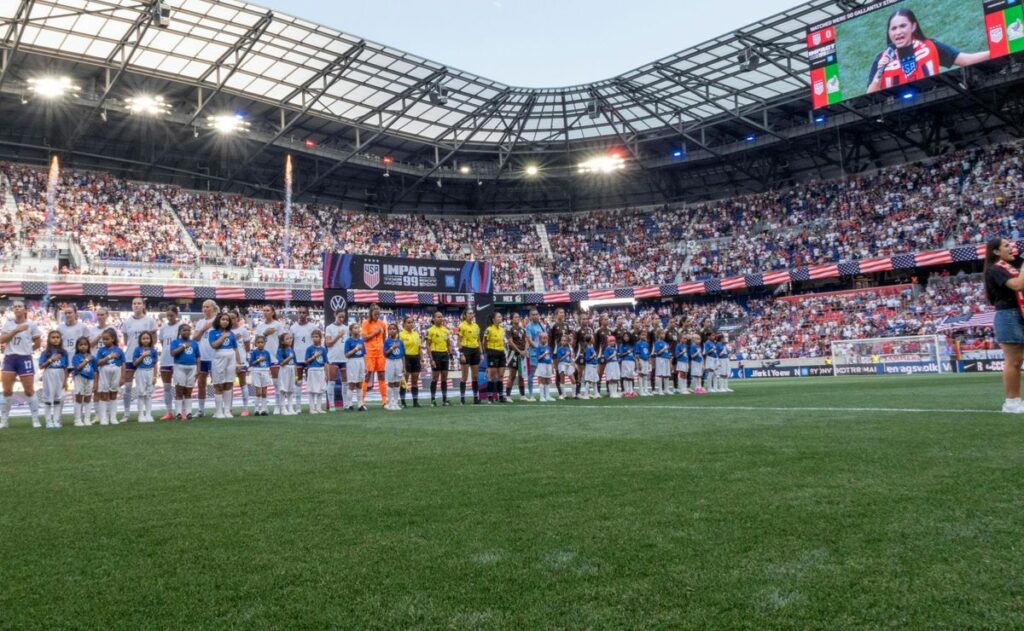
[2,141,1020,293]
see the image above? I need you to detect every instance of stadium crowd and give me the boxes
[2,141,1019,293]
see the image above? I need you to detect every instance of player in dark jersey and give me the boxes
[593,314,611,396]
[505,313,527,401]
[548,308,568,398]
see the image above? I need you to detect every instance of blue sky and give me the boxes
[255,0,802,87]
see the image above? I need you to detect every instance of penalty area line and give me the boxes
[570,404,1000,415]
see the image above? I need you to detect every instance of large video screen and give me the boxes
[807,0,1023,108]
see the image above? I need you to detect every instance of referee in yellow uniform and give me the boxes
[426,311,452,406]
[458,308,482,405]
[484,312,508,404]
[399,315,424,408]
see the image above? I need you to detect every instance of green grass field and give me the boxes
[2,374,1022,629]
[835,0,988,100]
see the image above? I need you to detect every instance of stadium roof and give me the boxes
[0,0,1022,213]
[0,0,843,147]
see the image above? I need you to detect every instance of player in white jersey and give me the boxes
[89,306,120,421]
[158,305,182,420]
[121,297,158,420]
[290,305,318,409]
[290,306,319,382]
[256,305,284,414]
[1,300,43,428]
[192,299,219,417]
[324,310,348,411]
[229,310,253,416]
[58,305,91,363]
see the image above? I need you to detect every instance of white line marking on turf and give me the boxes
[571,405,999,415]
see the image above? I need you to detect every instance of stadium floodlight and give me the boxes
[525,165,539,176]
[672,149,684,158]
[459,165,471,174]
[814,114,826,124]
[901,89,916,102]
[577,153,625,174]
[745,133,757,143]
[207,113,249,134]
[125,94,170,116]
[27,76,79,99]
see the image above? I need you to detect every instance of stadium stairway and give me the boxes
[531,266,545,292]
[162,199,202,258]
[535,222,553,258]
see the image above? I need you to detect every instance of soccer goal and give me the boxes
[830,335,950,376]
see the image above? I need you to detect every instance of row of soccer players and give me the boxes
[0,299,733,427]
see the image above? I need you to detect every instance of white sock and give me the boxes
[164,383,174,414]
[241,384,250,410]
[225,390,233,414]
[185,398,193,416]
[27,394,39,421]
[53,400,63,425]
[327,384,335,409]
[273,378,282,411]
[122,383,133,418]
[199,395,207,414]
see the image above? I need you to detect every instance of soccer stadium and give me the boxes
[1,0,1023,626]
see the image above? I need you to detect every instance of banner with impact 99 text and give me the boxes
[323,253,492,294]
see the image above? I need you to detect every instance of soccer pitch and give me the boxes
[1,374,1021,629]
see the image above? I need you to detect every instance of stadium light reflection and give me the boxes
[207,113,250,134]
[580,297,636,311]
[577,153,625,174]
[28,76,79,99]
[125,94,170,116]
[525,165,539,176]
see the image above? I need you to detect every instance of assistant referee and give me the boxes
[426,311,452,406]
[484,312,507,404]
[399,315,423,408]
[458,308,481,405]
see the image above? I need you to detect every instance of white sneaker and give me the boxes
[274,407,281,415]
[557,394,565,400]
[1002,400,1024,414]
[578,394,589,400]
[32,419,41,428]
[522,396,536,402]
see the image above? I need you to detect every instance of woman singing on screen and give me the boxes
[866,9,989,94]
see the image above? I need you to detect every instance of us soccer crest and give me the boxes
[900,55,917,78]
[812,32,821,46]
[990,25,1004,44]
[363,263,380,289]
[813,80,824,96]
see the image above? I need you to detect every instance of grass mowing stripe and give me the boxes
[570,404,1003,414]
[1,372,1021,629]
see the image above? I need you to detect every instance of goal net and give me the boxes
[829,335,949,376]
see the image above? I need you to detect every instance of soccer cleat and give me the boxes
[443,400,451,407]
[1002,401,1024,414]
[160,412,173,421]
[32,419,41,429]
[522,396,536,402]
[431,400,438,407]
[241,409,250,417]
[413,401,421,408]
[557,395,565,400]
[358,405,367,412]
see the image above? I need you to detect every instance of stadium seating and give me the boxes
[2,141,1020,294]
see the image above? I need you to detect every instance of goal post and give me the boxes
[829,335,950,376]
